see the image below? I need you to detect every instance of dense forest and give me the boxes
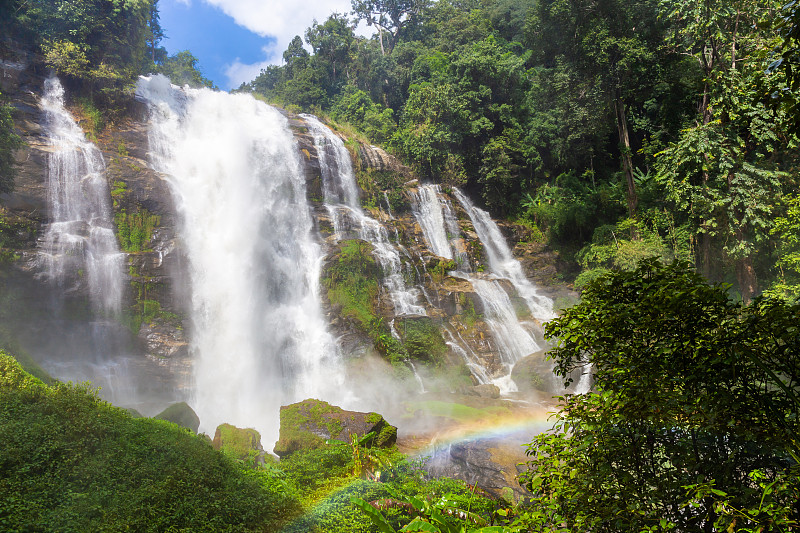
[0,0,799,531]
[241,0,800,303]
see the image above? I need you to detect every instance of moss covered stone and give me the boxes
[212,423,264,463]
[154,401,200,433]
[274,399,397,458]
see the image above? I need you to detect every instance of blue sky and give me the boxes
[158,0,359,90]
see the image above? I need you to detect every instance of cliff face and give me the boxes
[0,55,575,401]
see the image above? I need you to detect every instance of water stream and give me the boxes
[137,76,347,443]
[301,114,425,316]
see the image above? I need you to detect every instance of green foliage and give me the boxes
[0,353,299,531]
[0,94,22,195]
[115,208,160,252]
[521,261,800,531]
[152,50,214,88]
[11,0,158,97]
[395,317,448,365]
[574,211,692,290]
[767,194,800,301]
[331,86,397,143]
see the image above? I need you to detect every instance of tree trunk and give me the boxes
[736,255,758,303]
[614,97,638,219]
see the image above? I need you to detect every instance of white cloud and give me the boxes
[224,46,275,89]
[206,0,375,89]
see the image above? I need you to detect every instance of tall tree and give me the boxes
[351,0,429,55]
[656,0,794,299]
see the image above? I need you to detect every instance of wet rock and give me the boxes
[425,437,529,500]
[138,320,188,359]
[510,349,552,393]
[154,402,200,433]
[274,399,397,458]
[472,384,501,398]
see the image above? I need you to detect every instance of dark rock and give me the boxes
[425,437,529,500]
[154,402,200,433]
[510,349,552,393]
[274,398,397,458]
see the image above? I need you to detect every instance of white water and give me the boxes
[138,76,347,444]
[38,78,124,315]
[302,114,425,316]
[454,189,555,321]
[410,185,559,392]
[410,184,469,269]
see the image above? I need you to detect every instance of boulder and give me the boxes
[273,399,397,458]
[472,384,501,399]
[212,424,264,462]
[510,350,552,393]
[154,402,200,433]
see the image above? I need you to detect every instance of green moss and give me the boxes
[214,423,262,463]
[395,317,448,366]
[115,208,160,252]
[324,239,380,329]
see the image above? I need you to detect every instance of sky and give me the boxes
[159,0,363,90]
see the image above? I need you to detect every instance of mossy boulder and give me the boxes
[153,401,200,433]
[273,399,397,458]
[212,423,264,462]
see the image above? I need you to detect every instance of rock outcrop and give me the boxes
[154,401,200,433]
[273,399,397,458]
[212,423,266,463]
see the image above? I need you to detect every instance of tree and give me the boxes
[351,0,429,55]
[527,0,675,220]
[305,14,356,93]
[655,0,795,299]
[522,261,800,531]
[154,50,213,88]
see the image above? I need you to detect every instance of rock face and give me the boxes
[425,436,530,501]
[154,402,200,433]
[273,399,397,458]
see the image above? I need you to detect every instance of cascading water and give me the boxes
[410,184,469,269]
[411,184,558,392]
[301,114,425,316]
[137,75,347,444]
[453,189,555,321]
[39,77,124,315]
[31,78,167,408]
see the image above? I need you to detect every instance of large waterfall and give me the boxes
[137,76,346,443]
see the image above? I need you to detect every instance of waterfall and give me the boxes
[137,76,346,444]
[301,114,425,316]
[453,189,555,320]
[38,77,124,315]
[410,185,558,392]
[410,184,469,270]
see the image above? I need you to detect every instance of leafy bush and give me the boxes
[0,353,299,532]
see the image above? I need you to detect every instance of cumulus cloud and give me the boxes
[202,0,361,88]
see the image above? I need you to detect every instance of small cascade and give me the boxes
[137,76,347,444]
[410,185,557,392]
[302,114,425,316]
[410,184,469,269]
[453,189,555,320]
[38,77,124,315]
